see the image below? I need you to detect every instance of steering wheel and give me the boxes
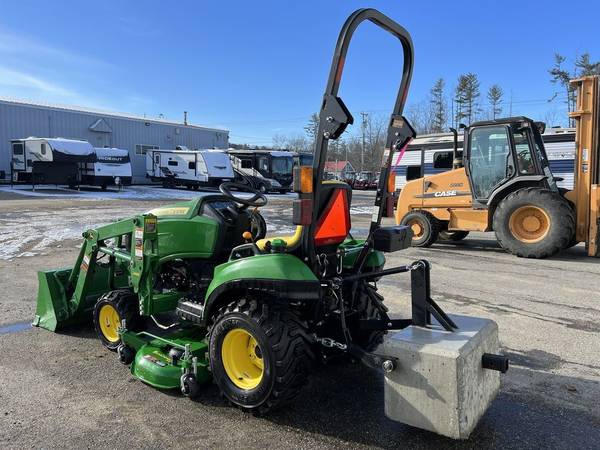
[219,181,268,208]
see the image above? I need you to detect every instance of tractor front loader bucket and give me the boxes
[33,268,80,331]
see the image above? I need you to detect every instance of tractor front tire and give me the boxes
[439,230,469,242]
[400,210,440,247]
[493,188,575,258]
[209,299,313,414]
[93,290,140,351]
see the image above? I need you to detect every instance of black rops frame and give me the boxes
[304,8,417,272]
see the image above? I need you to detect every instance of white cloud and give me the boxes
[0,66,76,98]
[0,29,114,70]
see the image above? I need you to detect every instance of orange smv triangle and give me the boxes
[314,189,350,246]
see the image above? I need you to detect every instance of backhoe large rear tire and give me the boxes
[209,298,313,414]
[93,290,141,350]
[493,188,575,258]
[400,210,440,247]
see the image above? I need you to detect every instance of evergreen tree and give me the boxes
[487,85,503,119]
[429,78,446,133]
[454,73,481,125]
[549,53,576,119]
[575,53,600,76]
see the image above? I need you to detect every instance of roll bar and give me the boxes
[306,8,416,270]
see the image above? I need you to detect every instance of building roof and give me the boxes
[0,96,228,133]
[324,160,352,171]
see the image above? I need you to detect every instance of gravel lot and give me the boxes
[0,186,598,449]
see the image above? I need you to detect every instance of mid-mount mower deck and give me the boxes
[33,9,507,439]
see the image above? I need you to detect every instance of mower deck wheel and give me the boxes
[181,373,201,399]
[117,344,135,365]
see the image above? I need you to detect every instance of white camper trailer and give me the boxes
[11,138,132,189]
[146,148,235,189]
[11,137,95,186]
[80,148,133,189]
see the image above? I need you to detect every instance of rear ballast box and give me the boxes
[380,314,501,439]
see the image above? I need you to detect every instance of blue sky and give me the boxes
[0,1,598,145]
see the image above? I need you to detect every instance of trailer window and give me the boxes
[40,143,46,155]
[240,159,253,169]
[257,156,269,173]
[12,143,23,155]
[188,162,196,170]
[433,151,453,169]
[406,166,422,181]
[168,160,178,167]
[135,144,159,155]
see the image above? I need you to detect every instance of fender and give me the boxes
[202,253,320,323]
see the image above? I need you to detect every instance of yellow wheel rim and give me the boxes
[509,205,551,243]
[221,328,264,390]
[99,304,121,343]
[408,219,424,239]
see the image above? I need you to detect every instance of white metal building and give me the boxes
[0,98,229,183]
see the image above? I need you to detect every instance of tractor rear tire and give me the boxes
[209,298,313,414]
[352,282,389,351]
[400,210,440,247]
[439,230,469,242]
[493,188,575,258]
[93,290,140,351]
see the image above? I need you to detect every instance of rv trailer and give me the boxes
[11,137,95,186]
[227,149,294,193]
[81,148,132,189]
[146,148,234,189]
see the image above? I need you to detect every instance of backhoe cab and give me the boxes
[396,116,575,258]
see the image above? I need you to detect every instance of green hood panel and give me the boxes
[206,253,317,300]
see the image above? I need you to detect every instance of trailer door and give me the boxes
[11,142,25,172]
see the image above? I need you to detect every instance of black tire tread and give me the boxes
[401,210,441,247]
[93,289,140,350]
[209,298,313,414]
[353,282,388,351]
[439,230,469,241]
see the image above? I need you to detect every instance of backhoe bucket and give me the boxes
[33,268,83,331]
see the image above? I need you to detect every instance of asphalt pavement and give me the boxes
[0,187,598,449]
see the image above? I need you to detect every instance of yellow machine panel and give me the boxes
[395,168,486,229]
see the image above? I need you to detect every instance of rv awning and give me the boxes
[46,138,96,162]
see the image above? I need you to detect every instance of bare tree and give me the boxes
[406,100,433,135]
[487,85,503,119]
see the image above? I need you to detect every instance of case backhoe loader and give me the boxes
[395,76,600,258]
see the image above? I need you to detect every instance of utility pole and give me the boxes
[360,112,368,173]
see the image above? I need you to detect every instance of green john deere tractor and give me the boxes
[33,9,460,413]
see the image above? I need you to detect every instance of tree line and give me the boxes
[232,52,600,173]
